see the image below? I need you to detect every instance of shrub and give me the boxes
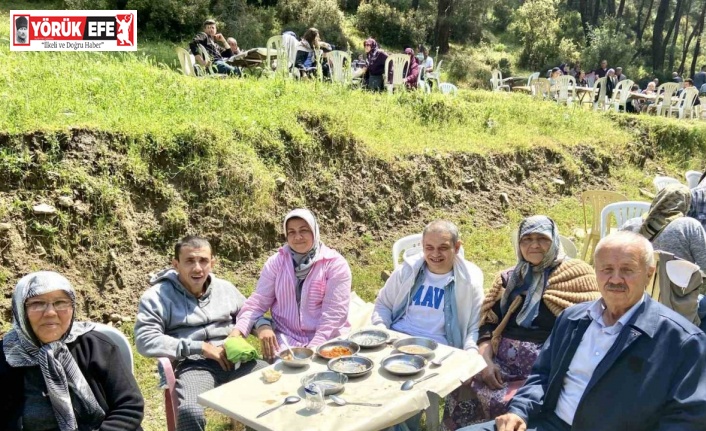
[276,0,347,47]
[214,0,280,49]
[509,0,581,70]
[126,0,210,40]
[580,19,636,76]
[355,1,428,48]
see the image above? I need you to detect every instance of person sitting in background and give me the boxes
[403,47,420,89]
[621,183,706,269]
[226,37,242,57]
[615,66,626,82]
[605,68,617,98]
[673,71,683,83]
[461,232,706,431]
[679,78,702,106]
[576,71,588,87]
[693,65,706,90]
[189,19,241,76]
[233,209,352,360]
[594,59,609,78]
[355,38,388,92]
[135,236,267,431]
[418,44,434,75]
[570,62,581,78]
[373,220,485,431]
[294,28,330,79]
[442,216,599,430]
[1,271,144,430]
[626,84,641,113]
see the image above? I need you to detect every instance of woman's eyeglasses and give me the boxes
[26,299,73,313]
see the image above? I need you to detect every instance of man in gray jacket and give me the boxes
[135,235,267,431]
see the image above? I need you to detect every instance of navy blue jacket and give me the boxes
[508,294,706,431]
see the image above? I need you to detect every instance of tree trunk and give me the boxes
[579,0,592,39]
[636,0,655,43]
[434,0,453,54]
[690,0,706,76]
[679,22,698,74]
[592,0,601,26]
[652,0,671,72]
[607,0,616,15]
[666,0,684,72]
[663,0,683,56]
[412,0,420,10]
[617,0,626,18]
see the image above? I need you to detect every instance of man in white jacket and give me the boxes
[372,220,485,430]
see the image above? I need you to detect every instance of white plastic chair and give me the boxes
[175,47,198,77]
[591,77,609,111]
[490,69,512,91]
[426,59,443,89]
[439,82,458,96]
[686,170,703,189]
[600,201,651,238]
[329,50,351,85]
[526,72,540,86]
[554,75,576,106]
[654,83,680,116]
[611,79,635,112]
[384,53,411,94]
[653,175,682,192]
[265,35,289,78]
[392,233,423,269]
[93,323,134,374]
[668,88,699,119]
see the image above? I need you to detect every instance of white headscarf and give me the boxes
[3,271,105,431]
[283,208,322,280]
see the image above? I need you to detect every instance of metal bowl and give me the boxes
[327,355,374,378]
[393,337,438,359]
[316,340,361,359]
[276,347,314,368]
[348,329,390,348]
[301,371,348,395]
[381,354,427,376]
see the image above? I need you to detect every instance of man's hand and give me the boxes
[495,413,527,431]
[228,328,243,338]
[215,33,225,42]
[202,342,231,371]
[257,325,279,362]
[480,362,504,389]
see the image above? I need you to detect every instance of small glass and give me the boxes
[304,383,325,413]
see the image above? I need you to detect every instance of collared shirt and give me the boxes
[554,296,645,425]
[189,32,232,62]
[688,186,706,231]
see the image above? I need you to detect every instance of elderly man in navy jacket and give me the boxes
[463,231,706,431]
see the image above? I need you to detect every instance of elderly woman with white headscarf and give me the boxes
[233,209,352,360]
[0,271,144,431]
[442,216,599,430]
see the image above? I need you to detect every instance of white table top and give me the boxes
[198,330,487,431]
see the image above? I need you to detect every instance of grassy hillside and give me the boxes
[3,6,706,430]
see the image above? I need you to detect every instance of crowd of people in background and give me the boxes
[188,19,438,92]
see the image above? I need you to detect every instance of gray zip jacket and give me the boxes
[134,268,246,360]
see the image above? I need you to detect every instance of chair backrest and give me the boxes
[384,54,411,90]
[646,251,703,325]
[175,47,197,77]
[196,44,219,75]
[586,72,596,87]
[490,69,503,91]
[593,77,608,109]
[265,35,288,77]
[657,83,680,110]
[653,175,682,192]
[329,50,351,85]
[439,82,458,95]
[680,88,699,116]
[392,233,423,269]
[612,79,635,105]
[157,357,178,431]
[281,32,298,72]
[554,75,576,103]
[526,72,540,86]
[92,323,134,373]
[581,190,629,236]
[433,59,443,75]
[530,78,550,99]
[685,170,703,189]
[600,201,651,238]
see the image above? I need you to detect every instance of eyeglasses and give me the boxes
[519,237,552,247]
[25,299,73,313]
[364,43,372,47]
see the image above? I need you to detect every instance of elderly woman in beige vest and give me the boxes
[442,215,600,430]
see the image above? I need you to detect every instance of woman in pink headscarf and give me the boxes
[403,47,420,89]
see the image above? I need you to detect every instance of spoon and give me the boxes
[256,396,301,418]
[401,372,439,391]
[281,334,296,359]
[329,394,382,407]
[431,351,454,367]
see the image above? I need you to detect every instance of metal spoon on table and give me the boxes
[256,396,301,418]
[401,372,439,391]
[329,394,382,407]
[431,351,454,367]
[281,334,296,358]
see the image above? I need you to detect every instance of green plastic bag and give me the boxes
[224,337,261,363]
